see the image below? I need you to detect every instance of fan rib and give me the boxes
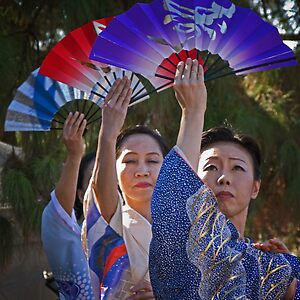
[132,81,173,103]
[91,90,106,98]
[96,81,109,94]
[206,57,298,81]
[86,107,101,124]
[157,65,176,76]
[104,75,112,87]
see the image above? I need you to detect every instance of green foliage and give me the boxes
[0,216,13,270]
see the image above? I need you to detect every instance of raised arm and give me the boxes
[55,112,86,216]
[174,58,207,172]
[93,77,132,222]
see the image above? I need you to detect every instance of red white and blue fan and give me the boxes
[39,17,149,107]
[90,0,298,93]
[4,69,103,131]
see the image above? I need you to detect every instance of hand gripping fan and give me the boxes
[39,17,149,107]
[90,0,298,93]
[4,68,105,131]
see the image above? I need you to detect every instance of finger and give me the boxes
[69,111,80,127]
[63,112,73,131]
[104,79,122,104]
[190,59,199,80]
[197,64,204,82]
[182,57,192,80]
[121,86,132,108]
[72,113,85,133]
[64,112,79,136]
[105,78,129,109]
[78,118,87,137]
[112,77,129,103]
[174,61,184,86]
[116,78,131,106]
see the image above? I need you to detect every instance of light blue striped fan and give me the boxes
[5,68,149,131]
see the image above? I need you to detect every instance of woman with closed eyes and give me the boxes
[82,77,169,300]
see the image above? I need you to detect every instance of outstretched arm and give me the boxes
[55,112,86,216]
[174,58,207,172]
[93,77,132,223]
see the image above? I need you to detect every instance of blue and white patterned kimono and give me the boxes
[150,147,300,299]
[42,191,94,300]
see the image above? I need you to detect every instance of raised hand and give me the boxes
[63,111,87,159]
[174,58,207,115]
[55,112,87,216]
[93,76,132,223]
[174,58,207,172]
[101,77,132,141]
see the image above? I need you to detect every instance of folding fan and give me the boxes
[5,67,147,132]
[90,0,298,93]
[5,69,102,131]
[39,17,149,107]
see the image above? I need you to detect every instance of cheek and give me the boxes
[117,164,131,186]
[199,172,214,189]
[151,163,163,183]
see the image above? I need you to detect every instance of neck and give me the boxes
[125,198,152,223]
[229,207,249,238]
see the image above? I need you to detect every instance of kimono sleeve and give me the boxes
[83,182,130,299]
[150,147,293,300]
[41,191,93,299]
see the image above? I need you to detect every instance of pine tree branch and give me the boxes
[281,33,300,41]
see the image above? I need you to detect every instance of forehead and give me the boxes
[119,133,162,155]
[200,142,252,163]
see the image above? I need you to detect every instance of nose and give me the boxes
[135,163,150,177]
[217,174,231,186]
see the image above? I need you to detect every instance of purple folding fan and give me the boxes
[90,0,298,95]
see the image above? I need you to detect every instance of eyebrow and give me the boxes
[124,152,161,156]
[206,156,247,164]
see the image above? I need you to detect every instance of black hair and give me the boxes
[74,152,96,220]
[201,126,261,180]
[116,125,169,159]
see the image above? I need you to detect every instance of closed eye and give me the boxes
[123,160,137,164]
[233,165,245,171]
[203,165,217,171]
[148,160,160,164]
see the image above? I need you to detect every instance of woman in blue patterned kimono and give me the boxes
[149,59,299,299]
[42,112,95,299]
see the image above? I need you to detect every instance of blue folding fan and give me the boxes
[4,68,146,131]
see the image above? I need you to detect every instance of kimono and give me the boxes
[83,183,152,299]
[150,147,300,299]
[41,191,93,300]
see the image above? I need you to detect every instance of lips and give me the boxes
[134,182,152,188]
[216,191,234,200]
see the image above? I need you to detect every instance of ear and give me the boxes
[251,179,261,199]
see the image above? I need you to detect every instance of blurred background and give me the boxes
[0,0,299,298]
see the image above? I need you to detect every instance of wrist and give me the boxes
[66,153,82,164]
[181,107,206,119]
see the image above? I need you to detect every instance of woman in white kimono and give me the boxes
[83,77,169,299]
